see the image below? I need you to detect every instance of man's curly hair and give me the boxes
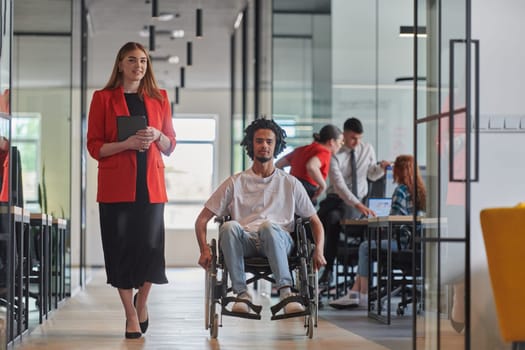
[240,117,287,160]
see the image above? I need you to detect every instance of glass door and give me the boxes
[415,0,477,349]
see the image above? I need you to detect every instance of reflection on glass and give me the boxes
[0,116,9,349]
[12,115,41,204]
[232,25,244,173]
[0,134,8,202]
[0,89,8,114]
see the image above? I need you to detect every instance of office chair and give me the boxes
[331,174,387,298]
[389,224,422,316]
[480,204,525,349]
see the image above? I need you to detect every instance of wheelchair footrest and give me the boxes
[271,309,310,321]
[221,308,262,320]
[221,296,262,320]
[270,294,309,318]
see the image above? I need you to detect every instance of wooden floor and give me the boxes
[12,268,390,350]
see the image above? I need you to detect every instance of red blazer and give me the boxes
[87,87,176,203]
[0,150,8,202]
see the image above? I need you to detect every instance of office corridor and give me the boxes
[12,268,391,350]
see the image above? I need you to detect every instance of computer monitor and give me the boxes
[368,197,392,217]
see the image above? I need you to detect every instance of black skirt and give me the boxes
[99,201,168,289]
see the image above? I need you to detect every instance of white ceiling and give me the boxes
[86,0,245,90]
[12,0,332,90]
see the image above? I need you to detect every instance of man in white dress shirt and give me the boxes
[317,118,390,295]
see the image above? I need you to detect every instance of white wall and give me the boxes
[471,131,525,349]
[469,0,525,348]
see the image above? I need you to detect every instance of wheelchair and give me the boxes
[204,216,319,339]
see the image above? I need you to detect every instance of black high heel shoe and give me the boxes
[125,320,142,339]
[133,293,149,334]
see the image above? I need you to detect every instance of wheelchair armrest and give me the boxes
[294,216,309,226]
[213,215,231,225]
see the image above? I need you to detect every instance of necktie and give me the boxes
[350,149,358,196]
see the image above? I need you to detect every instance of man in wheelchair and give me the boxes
[195,117,326,319]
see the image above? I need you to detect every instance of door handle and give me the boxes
[448,39,480,182]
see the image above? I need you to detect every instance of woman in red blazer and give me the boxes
[87,42,176,339]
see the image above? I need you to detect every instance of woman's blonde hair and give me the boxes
[393,154,427,211]
[103,42,163,101]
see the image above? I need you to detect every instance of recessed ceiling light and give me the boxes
[139,26,149,37]
[234,12,243,29]
[171,30,184,38]
[168,55,180,64]
[157,12,175,21]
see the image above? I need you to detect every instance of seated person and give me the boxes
[195,118,326,315]
[330,154,426,309]
[275,124,343,204]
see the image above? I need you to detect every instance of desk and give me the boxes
[29,213,52,323]
[338,219,368,298]
[367,215,421,324]
[20,209,29,337]
[2,206,30,343]
[51,218,67,307]
[10,206,24,342]
[11,206,23,341]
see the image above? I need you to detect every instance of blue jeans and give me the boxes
[357,239,399,277]
[219,220,294,294]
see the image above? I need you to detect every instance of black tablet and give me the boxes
[116,115,147,141]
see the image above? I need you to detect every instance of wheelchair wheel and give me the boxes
[210,313,219,339]
[206,239,219,335]
[306,315,314,338]
[305,264,318,326]
[204,268,210,330]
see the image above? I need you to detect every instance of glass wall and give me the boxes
[231,8,246,173]
[0,115,8,350]
[12,0,72,218]
[231,0,269,173]
[11,0,77,296]
[332,0,415,162]
[415,0,470,349]
[0,0,11,347]
[272,4,331,153]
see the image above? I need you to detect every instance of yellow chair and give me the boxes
[480,203,525,346]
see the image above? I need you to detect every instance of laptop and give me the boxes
[367,197,392,217]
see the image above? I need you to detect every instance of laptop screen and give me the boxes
[368,197,392,217]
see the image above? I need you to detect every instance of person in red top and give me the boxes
[276,124,343,204]
[87,42,176,339]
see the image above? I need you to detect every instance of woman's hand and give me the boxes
[311,182,326,203]
[126,134,149,152]
[134,127,162,151]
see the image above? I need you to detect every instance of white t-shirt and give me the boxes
[205,168,316,233]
